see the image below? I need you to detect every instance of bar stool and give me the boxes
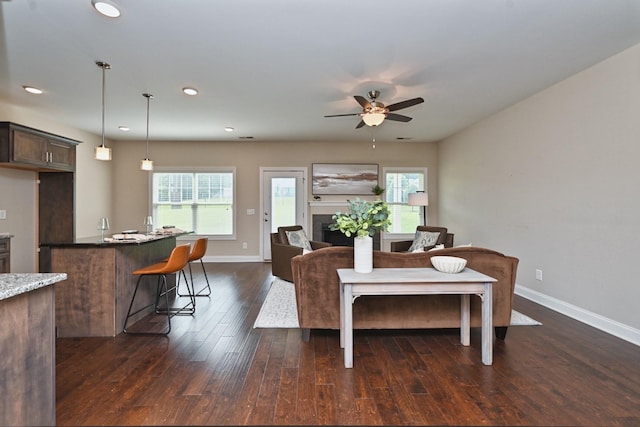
[176,238,212,297]
[123,244,193,335]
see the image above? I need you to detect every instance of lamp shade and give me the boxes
[362,112,386,127]
[408,192,429,206]
[140,158,154,171]
[95,145,112,161]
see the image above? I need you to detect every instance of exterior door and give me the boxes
[261,168,306,260]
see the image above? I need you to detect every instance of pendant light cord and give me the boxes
[143,93,153,159]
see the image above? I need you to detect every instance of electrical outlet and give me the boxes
[0,210,6,220]
[535,269,543,281]
[242,242,248,249]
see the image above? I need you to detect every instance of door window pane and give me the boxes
[270,177,296,232]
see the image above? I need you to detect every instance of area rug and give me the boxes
[253,278,542,329]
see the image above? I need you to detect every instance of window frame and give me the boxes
[382,166,428,238]
[148,166,237,240]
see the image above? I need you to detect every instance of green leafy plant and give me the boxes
[371,184,385,195]
[329,198,391,238]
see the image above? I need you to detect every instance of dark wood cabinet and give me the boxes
[0,122,78,171]
[0,123,78,271]
[0,237,10,273]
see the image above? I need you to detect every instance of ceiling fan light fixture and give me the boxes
[92,0,121,18]
[362,112,386,127]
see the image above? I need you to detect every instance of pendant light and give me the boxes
[140,93,154,171]
[95,61,112,161]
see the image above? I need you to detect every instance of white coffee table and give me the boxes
[337,267,497,368]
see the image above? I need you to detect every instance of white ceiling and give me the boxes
[2,0,640,144]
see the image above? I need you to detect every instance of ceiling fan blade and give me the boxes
[386,97,424,112]
[354,95,371,109]
[355,120,366,129]
[386,113,412,122]
[324,113,360,118]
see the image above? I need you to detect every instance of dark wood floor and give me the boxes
[56,262,640,426]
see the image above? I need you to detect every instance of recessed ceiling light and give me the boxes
[224,127,234,132]
[182,87,198,96]
[22,85,43,94]
[92,0,121,18]
[118,126,130,131]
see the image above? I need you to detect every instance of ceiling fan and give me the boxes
[324,90,424,129]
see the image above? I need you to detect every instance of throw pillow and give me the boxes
[428,244,445,251]
[286,229,313,251]
[407,230,440,252]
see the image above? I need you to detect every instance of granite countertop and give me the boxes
[0,273,67,301]
[40,230,189,247]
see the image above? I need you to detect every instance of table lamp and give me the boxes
[408,191,429,225]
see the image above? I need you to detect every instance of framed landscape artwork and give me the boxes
[312,163,379,195]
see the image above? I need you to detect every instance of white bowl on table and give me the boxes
[430,256,467,274]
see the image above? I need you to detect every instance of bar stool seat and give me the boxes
[123,244,193,335]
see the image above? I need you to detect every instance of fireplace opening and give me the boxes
[312,214,380,250]
[322,224,354,247]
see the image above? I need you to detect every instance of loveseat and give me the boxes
[290,246,519,341]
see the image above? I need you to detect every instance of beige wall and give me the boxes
[110,139,439,258]
[439,43,640,334]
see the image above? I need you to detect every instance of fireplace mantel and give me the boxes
[308,201,349,207]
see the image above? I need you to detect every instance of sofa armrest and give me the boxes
[445,233,454,247]
[270,241,303,282]
[390,240,412,252]
[310,241,332,250]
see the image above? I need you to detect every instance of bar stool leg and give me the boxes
[124,274,172,335]
[195,259,212,296]
[178,261,211,297]
[155,269,195,316]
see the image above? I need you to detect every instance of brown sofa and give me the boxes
[290,245,519,341]
[390,225,455,252]
[270,225,331,282]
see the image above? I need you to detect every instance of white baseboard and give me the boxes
[201,255,264,263]
[515,284,640,347]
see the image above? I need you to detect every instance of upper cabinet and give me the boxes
[0,122,80,172]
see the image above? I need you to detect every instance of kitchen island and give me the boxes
[41,233,182,337]
[0,273,67,427]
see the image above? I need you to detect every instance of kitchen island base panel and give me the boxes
[51,236,178,337]
[0,285,55,426]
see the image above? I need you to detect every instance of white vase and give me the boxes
[353,235,373,273]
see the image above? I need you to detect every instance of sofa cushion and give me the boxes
[286,229,313,251]
[408,230,440,252]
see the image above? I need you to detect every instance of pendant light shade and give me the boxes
[95,61,112,161]
[140,93,154,171]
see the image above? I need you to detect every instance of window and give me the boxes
[151,168,235,238]
[384,168,427,233]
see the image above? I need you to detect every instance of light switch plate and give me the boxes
[0,210,6,220]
